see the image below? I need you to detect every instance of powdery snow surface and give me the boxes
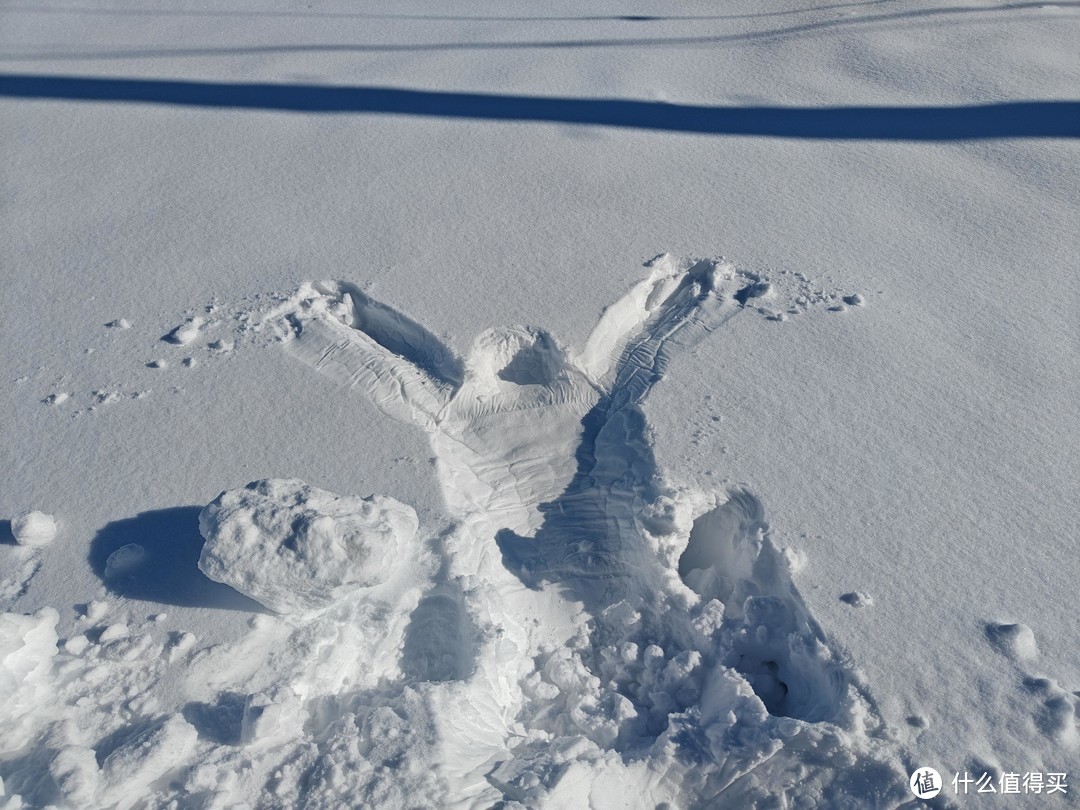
[2,0,1079,807]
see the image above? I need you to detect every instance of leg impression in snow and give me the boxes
[281,255,904,808]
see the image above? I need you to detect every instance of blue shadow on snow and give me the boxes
[89,506,266,612]
[1,74,1078,140]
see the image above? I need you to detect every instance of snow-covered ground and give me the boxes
[2,0,1078,806]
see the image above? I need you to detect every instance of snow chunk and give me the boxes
[10,511,58,547]
[167,631,197,662]
[82,600,108,623]
[99,623,129,643]
[105,318,132,329]
[208,337,233,353]
[198,479,420,615]
[839,591,874,608]
[162,316,204,345]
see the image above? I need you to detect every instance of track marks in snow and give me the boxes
[985,621,1080,749]
[0,553,41,602]
[26,301,252,417]
[679,491,849,722]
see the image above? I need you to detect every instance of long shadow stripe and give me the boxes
[2,74,1078,139]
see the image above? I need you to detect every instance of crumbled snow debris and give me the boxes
[198,478,420,615]
[105,633,156,662]
[99,715,198,808]
[48,745,99,806]
[43,392,69,405]
[10,510,58,547]
[104,543,146,578]
[241,687,306,744]
[182,357,196,368]
[106,319,132,329]
[985,622,1038,662]
[93,390,121,405]
[0,608,59,754]
[692,599,726,637]
[782,547,808,573]
[839,591,873,608]
[163,316,204,345]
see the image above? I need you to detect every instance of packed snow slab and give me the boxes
[199,478,420,615]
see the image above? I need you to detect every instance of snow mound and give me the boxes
[198,478,420,615]
[10,511,58,547]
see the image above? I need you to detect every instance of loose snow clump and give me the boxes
[198,478,419,615]
[10,510,58,547]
